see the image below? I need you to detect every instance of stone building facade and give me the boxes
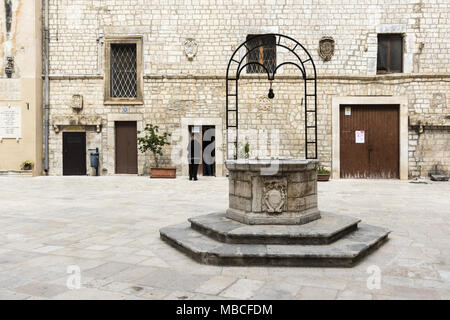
[45,0,449,179]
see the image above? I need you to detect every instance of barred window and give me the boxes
[104,37,143,104]
[377,34,403,74]
[110,44,137,98]
[246,35,276,74]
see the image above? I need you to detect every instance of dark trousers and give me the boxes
[205,163,214,176]
[189,163,199,180]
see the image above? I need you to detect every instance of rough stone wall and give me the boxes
[47,0,450,75]
[409,129,450,177]
[46,0,450,177]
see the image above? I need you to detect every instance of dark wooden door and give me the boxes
[340,105,399,179]
[115,121,138,174]
[202,125,216,176]
[63,132,86,176]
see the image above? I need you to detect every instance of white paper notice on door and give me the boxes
[355,130,365,144]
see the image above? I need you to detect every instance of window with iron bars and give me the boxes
[246,35,276,74]
[110,43,137,98]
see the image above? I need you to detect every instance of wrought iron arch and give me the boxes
[225,34,318,160]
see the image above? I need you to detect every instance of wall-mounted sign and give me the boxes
[0,105,21,140]
[355,130,365,144]
[345,107,351,116]
[122,107,129,113]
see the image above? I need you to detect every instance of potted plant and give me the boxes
[21,160,33,171]
[317,166,331,182]
[238,140,251,159]
[137,124,175,178]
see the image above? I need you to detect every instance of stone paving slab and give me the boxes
[0,176,448,299]
[189,212,360,244]
[160,222,390,267]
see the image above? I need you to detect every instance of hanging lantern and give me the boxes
[268,81,275,99]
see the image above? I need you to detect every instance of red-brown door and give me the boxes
[340,105,399,179]
[115,121,138,174]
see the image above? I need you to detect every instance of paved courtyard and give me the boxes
[0,176,449,300]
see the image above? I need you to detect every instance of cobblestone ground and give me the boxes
[0,176,449,300]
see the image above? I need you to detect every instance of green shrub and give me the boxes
[317,167,331,174]
[137,124,171,167]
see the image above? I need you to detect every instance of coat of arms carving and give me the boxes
[263,181,287,214]
[184,38,198,60]
[318,36,335,62]
[71,94,83,111]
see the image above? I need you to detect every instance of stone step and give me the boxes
[0,170,32,176]
[159,222,390,267]
[189,212,360,245]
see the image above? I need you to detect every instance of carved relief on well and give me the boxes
[263,180,287,214]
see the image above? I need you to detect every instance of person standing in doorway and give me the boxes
[188,131,201,181]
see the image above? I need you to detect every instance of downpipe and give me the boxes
[44,0,50,173]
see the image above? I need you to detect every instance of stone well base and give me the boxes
[160,212,390,267]
[226,159,321,225]
[159,158,390,267]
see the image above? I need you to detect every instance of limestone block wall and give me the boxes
[46,76,450,177]
[45,0,450,177]
[409,129,450,177]
[47,0,450,75]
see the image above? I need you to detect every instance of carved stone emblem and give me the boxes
[184,38,198,60]
[71,94,83,111]
[263,181,286,214]
[431,93,446,109]
[5,56,14,78]
[318,36,335,61]
[257,96,271,119]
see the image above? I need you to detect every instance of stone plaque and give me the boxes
[0,79,21,100]
[0,105,21,139]
[65,125,85,131]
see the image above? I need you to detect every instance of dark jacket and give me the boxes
[187,139,201,164]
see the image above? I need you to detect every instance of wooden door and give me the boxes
[340,105,399,179]
[115,121,138,174]
[63,132,86,176]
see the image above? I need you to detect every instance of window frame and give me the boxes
[246,34,276,74]
[104,36,143,105]
[376,34,404,74]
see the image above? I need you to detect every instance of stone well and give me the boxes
[226,159,321,225]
